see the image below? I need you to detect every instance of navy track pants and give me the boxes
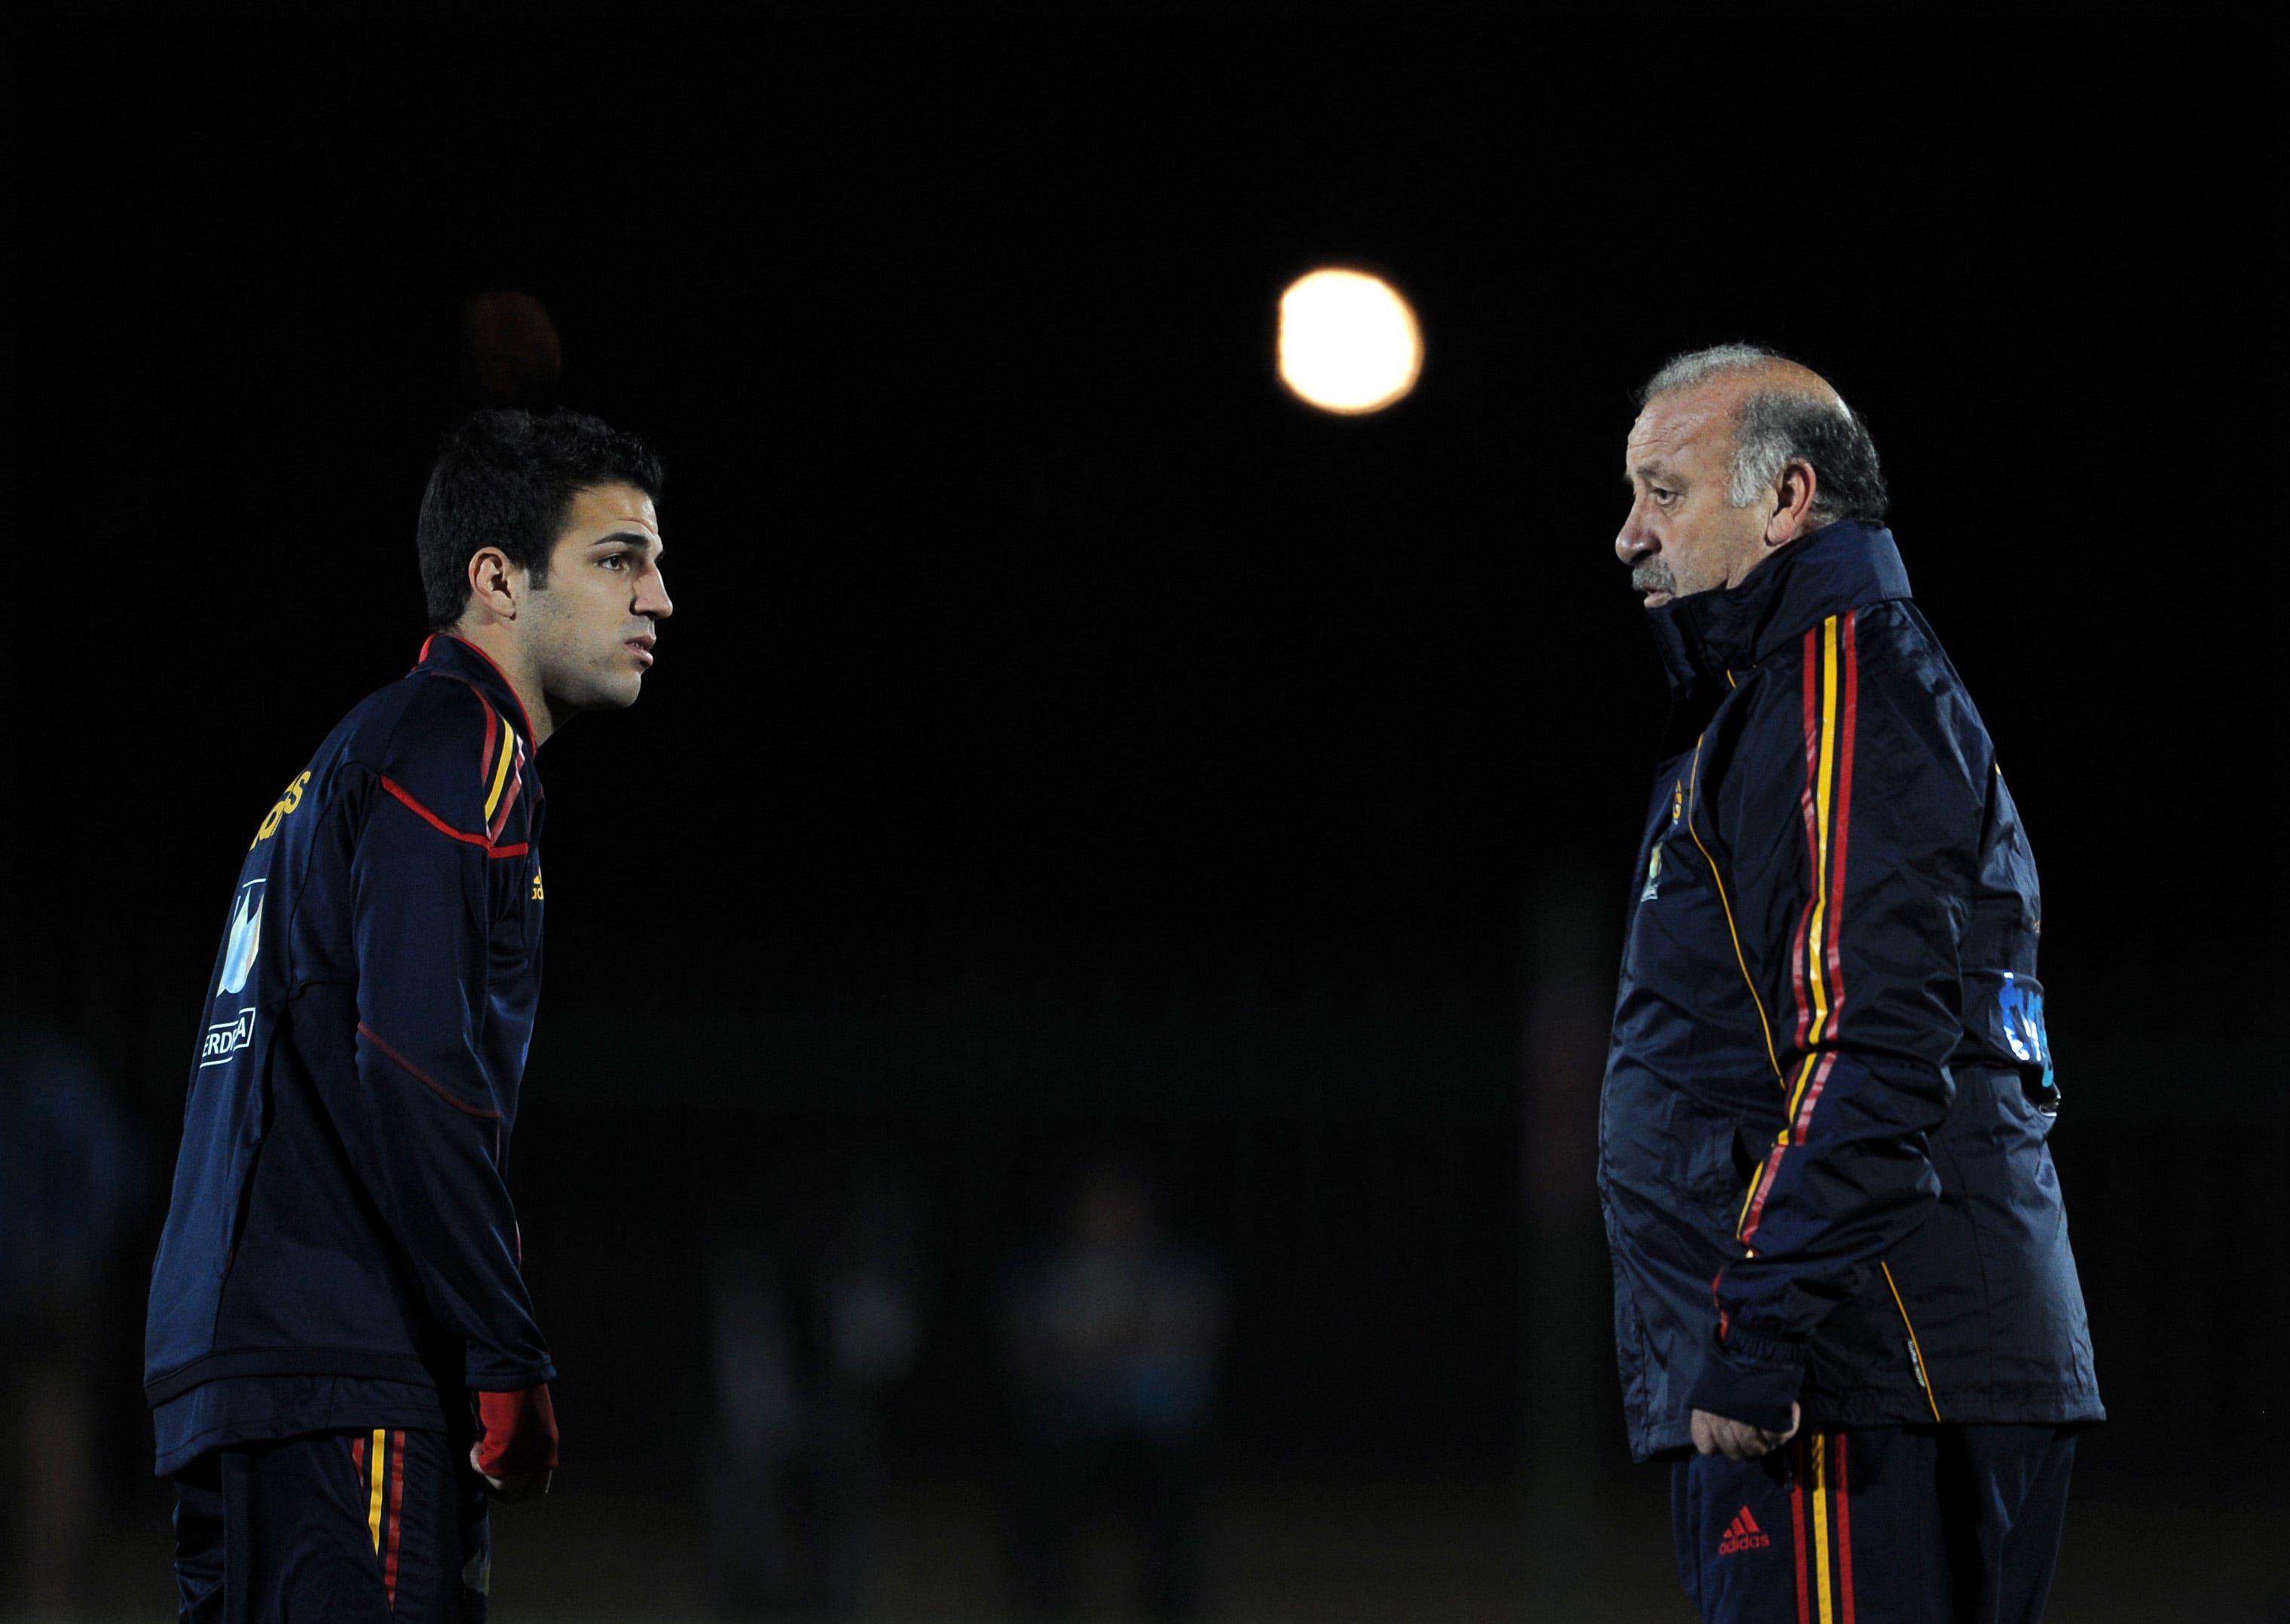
[174,1429,490,1622]
[1671,1424,2078,1623]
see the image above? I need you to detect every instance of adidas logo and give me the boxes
[1717,1506,1772,1555]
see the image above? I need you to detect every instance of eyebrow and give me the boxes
[588,530,664,560]
[1628,462,1679,486]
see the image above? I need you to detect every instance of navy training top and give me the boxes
[1598,523,2102,1459]
[145,635,555,1473]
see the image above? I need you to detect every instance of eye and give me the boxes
[598,552,628,570]
[1650,487,1677,506]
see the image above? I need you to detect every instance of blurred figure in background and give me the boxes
[705,1228,809,1617]
[1001,1155,1224,1621]
[1517,873,1617,1612]
[0,1015,142,1618]
[705,1154,930,1619]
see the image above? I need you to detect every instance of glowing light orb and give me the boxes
[1277,269,1422,414]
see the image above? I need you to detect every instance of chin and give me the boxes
[567,676,644,716]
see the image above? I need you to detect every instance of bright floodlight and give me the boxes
[1278,269,1422,414]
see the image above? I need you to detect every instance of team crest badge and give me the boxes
[219,879,267,996]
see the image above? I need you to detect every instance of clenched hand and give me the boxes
[1690,1402,1800,1460]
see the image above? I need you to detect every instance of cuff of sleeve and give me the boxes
[1684,1325,1805,1433]
[474,1384,560,1475]
[466,1353,558,1390]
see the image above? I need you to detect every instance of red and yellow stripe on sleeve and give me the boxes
[1738,610,1860,1247]
[479,702,526,846]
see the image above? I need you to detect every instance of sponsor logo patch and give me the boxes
[1718,1505,1771,1556]
[1998,972,2051,1074]
[200,1008,258,1069]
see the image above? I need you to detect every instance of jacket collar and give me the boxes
[1645,521,1912,687]
[414,633,542,754]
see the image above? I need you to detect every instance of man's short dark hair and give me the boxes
[417,408,665,632]
[1639,344,1888,528]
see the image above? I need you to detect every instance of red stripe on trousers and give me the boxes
[384,1429,405,1608]
[1836,1431,1855,1624]
[1791,1439,1810,1624]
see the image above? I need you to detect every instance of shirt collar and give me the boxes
[414,633,541,751]
[1644,521,1914,687]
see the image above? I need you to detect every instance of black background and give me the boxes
[7,13,2284,1619]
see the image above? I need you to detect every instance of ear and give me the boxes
[464,546,522,622]
[1764,460,1819,548]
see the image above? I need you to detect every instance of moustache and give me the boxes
[1631,558,1676,595]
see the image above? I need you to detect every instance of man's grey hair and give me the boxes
[1639,344,1888,527]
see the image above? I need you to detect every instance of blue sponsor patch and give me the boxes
[1998,971,2055,1098]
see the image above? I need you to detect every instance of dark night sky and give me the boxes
[6,14,2282,1490]
[14,19,2276,1061]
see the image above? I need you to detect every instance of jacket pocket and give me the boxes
[1802,1249,1952,1421]
[1874,1261,1943,1421]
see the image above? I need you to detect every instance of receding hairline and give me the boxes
[1640,347,1852,424]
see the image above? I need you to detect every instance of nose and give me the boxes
[637,566,674,621]
[1616,497,1656,567]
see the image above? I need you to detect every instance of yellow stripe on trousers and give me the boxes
[1812,1432,1834,1624]
[367,1429,386,1552]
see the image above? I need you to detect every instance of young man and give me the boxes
[145,409,673,1620]
[1599,346,2101,1622]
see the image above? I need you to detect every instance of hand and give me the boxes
[1691,1402,1800,1460]
[470,1384,558,1501]
[471,1458,553,1502]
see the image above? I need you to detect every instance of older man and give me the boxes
[1599,345,2102,1622]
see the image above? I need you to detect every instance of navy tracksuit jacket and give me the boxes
[145,635,555,1474]
[1600,522,2102,1461]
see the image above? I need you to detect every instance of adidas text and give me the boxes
[1718,1506,1772,1556]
